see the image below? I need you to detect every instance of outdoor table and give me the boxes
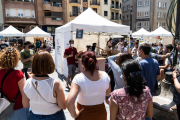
[78,58,106,73]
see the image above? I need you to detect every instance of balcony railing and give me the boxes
[70,12,78,17]
[111,4,120,9]
[111,16,119,20]
[90,1,100,5]
[5,0,34,3]
[69,0,81,4]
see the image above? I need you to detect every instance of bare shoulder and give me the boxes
[53,79,62,90]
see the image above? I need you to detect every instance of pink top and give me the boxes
[111,86,152,120]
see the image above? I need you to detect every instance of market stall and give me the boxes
[132,28,151,38]
[55,8,130,77]
[0,25,25,49]
[26,26,52,52]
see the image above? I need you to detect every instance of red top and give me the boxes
[0,69,24,110]
[64,47,78,65]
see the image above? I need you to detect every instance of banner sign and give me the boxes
[76,29,83,39]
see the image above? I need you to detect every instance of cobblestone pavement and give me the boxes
[16,49,110,120]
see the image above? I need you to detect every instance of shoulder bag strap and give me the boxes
[1,69,20,102]
[31,80,56,104]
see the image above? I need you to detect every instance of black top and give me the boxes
[92,46,96,51]
[0,44,8,50]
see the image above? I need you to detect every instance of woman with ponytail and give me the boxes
[110,59,153,120]
[66,51,111,120]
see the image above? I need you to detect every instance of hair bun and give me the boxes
[88,58,94,66]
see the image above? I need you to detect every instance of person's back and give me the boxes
[111,86,152,119]
[22,50,66,120]
[73,71,110,105]
[139,58,160,95]
[67,51,111,120]
[24,78,60,114]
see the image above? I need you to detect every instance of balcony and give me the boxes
[70,12,79,17]
[44,17,63,25]
[111,16,119,21]
[5,0,34,3]
[111,4,120,10]
[90,1,100,6]
[5,17,36,24]
[69,0,81,4]
[43,3,62,12]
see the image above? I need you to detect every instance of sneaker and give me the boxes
[170,105,177,111]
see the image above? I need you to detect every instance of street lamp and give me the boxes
[130,6,133,30]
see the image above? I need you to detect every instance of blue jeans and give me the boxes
[29,110,66,120]
[6,108,30,120]
[145,117,152,120]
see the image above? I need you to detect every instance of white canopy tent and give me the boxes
[132,28,151,37]
[150,26,173,37]
[55,8,130,77]
[113,35,124,38]
[0,25,25,37]
[26,26,51,37]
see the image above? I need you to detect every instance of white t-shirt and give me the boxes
[72,71,110,105]
[165,55,179,70]
[119,47,127,53]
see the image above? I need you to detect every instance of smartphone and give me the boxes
[27,68,32,72]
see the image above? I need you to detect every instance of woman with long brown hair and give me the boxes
[66,51,111,120]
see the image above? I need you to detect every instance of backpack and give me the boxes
[0,69,20,120]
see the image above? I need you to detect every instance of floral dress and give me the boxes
[111,86,152,120]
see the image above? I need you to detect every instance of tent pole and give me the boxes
[128,34,130,53]
[98,33,100,55]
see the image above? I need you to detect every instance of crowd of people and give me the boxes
[0,37,180,120]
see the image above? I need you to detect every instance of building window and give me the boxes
[137,22,142,27]
[44,0,50,3]
[104,0,107,4]
[6,9,9,17]
[10,9,16,17]
[137,12,141,17]
[144,11,149,17]
[162,23,166,28]
[145,1,149,6]
[25,10,31,18]
[123,6,125,11]
[144,22,149,27]
[73,6,78,15]
[83,0,87,2]
[120,14,121,19]
[158,2,162,8]
[157,22,161,27]
[157,12,161,18]
[127,5,130,10]
[127,15,129,20]
[163,3,167,8]
[17,9,24,18]
[52,2,62,7]
[163,13,166,18]
[31,10,35,18]
[104,11,108,16]
[83,8,87,12]
[122,0,127,2]
[123,16,125,20]
[138,1,143,7]
[120,3,121,8]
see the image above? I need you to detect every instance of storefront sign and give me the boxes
[76,29,83,39]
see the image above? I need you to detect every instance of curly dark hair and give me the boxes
[0,47,20,69]
[121,59,146,98]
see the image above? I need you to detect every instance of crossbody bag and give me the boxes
[31,80,57,104]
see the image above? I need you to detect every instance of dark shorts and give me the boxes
[68,64,76,76]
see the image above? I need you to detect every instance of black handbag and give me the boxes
[0,69,20,120]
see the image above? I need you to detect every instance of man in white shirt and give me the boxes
[117,42,127,53]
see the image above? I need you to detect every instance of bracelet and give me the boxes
[172,77,177,80]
